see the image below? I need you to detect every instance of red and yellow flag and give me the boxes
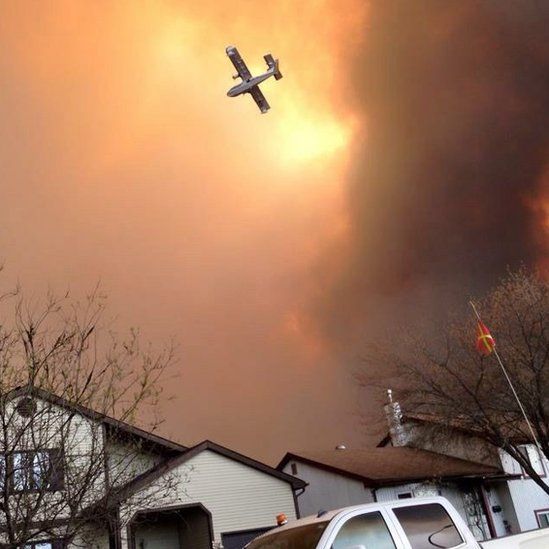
[476,321,495,356]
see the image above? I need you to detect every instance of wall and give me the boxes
[282,460,373,517]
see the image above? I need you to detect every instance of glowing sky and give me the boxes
[0,0,369,460]
[1,1,546,463]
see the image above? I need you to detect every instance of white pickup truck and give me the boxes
[245,497,549,549]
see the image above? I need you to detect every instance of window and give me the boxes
[398,492,413,499]
[518,445,545,477]
[332,512,396,549]
[393,503,463,549]
[9,449,64,492]
[535,509,549,528]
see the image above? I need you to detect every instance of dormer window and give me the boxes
[10,449,64,492]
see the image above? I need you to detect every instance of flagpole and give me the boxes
[469,301,543,456]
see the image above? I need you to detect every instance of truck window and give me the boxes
[392,503,463,549]
[245,522,329,549]
[332,512,396,549]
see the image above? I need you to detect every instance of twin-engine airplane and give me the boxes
[226,46,282,113]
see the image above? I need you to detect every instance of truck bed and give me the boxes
[481,527,549,549]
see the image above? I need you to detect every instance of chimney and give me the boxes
[384,389,407,446]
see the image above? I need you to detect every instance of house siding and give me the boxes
[506,478,549,531]
[107,439,162,487]
[282,461,373,517]
[499,447,549,532]
[122,449,297,546]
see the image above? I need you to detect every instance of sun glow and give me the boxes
[275,103,353,165]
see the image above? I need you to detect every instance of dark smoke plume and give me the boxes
[315,0,549,345]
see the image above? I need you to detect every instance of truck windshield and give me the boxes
[245,522,329,549]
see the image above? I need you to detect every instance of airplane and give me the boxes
[226,46,282,113]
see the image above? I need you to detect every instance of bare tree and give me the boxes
[0,283,182,547]
[358,270,549,495]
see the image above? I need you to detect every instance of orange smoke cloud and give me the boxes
[0,1,369,460]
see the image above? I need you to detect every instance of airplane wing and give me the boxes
[249,85,270,114]
[226,46,252,81]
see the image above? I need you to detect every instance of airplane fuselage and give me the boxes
[227,70,275,97]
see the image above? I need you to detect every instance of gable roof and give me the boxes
[5,386,187,455]
[278,447,511,486]
[117,439,307,501]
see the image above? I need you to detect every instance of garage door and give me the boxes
[222,527,272,549]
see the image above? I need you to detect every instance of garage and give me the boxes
[128,504,213,549]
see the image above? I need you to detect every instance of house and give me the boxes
[0,387,304,549]
[376,394,549,536]
[116,440,304,549]
[278,446,512,541]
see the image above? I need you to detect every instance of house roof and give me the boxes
[377,412,537,447]
[118,439,307,501]
[278,447,508,486]
[5,386,187,455]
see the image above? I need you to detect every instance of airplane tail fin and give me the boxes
[264,54,283,80]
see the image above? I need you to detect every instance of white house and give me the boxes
[278,446,511,541]
[376,397,549,537]
[0,387,304,549]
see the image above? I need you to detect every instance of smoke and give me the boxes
[0,1,546,461]
[0,0,369,461]
[313,0,549,347]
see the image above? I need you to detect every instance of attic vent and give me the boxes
[16,397,37,418]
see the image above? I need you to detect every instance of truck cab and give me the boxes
[245,497,482,548]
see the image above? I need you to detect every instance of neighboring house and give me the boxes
[278,446,511,541]
[117,440,304,549]
[0,387,304,549]
[377,396,549,536]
